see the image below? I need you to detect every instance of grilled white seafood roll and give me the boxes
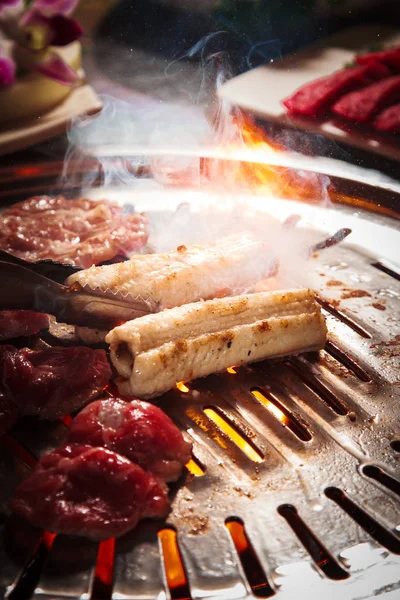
[106,289,327,399]
[66,233,277,310]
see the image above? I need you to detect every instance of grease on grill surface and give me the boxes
[2,217,400,600]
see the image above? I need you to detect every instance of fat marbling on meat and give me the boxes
[67,398,192,482]
[0,195,148,268]
[10,445,169,540]
[0,345,111,420]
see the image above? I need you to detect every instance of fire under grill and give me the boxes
[0,187,400,600]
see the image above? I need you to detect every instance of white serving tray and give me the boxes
[0,79,102,157]
[219,26,400,161]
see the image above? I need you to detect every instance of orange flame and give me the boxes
[205,115,329,203]
[251,389,289,425]
[176,381,190,393]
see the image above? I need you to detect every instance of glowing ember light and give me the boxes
[203,407,263,463]
[94,538,115,588]
[251,389,289,425]
[158,528,189,592]
[176,382,190,393]
[185,457,205,477]
[226,367,237,374]
[42,531,57,549]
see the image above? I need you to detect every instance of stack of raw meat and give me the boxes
[283,47,400,133]
[0,310,112,435]
[10,398,192,540]
[0,310,192,540]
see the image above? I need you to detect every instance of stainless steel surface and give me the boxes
[1,188,399,600]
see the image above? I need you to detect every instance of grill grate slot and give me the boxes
[286,361,348,416]
[202,406,264,463]
[2,200,400,599]
[277,505,349,580]
[1,436,36,470]
[325,488,400,554]
[250,388,312,442]
[185,456,205,477]
[316,297,372,339]
[90,538,115,600]
[6,532,55,600]
[158,528,191,600]
[390,440,400,453]
[225,518,275,597]
[362,465,400,498]
[371,261,400,282]
[324,341,372,382]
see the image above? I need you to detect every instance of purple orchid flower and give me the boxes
[0,0,83,88]
[22,10,83,47]
[0,0,23,10]
[0,54,16,87]
[28,0,79,17]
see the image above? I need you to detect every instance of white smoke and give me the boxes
[61,33,334,292]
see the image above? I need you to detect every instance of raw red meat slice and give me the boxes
[374,103,400,132]
[282,64,385,118]
[10,445,169,540]
[0,196,148,268]
[0,310,50,342]
[356,47,400,73]
[67,398,192,482]
[332,75,400,122]
[0,345,111,419]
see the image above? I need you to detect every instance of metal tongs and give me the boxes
[0,251,157,330]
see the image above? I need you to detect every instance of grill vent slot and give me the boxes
[286,361,348,416]
[390,440,400,453]
[362,465,400,497]
[203,407,264,463]
[6,532,55,600]
[325,487,400,554]
[91,538,115,600]
[316,297,372,339]
[324,341,371,382]
[158,527,191,600]
[186,456,205,477]
[277,505,349,580]
[250,388,312,442]
[371,261,400,282]
[1,435,37,469]
[225,518,275,597]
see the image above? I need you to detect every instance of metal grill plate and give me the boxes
[1,185,400,600]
